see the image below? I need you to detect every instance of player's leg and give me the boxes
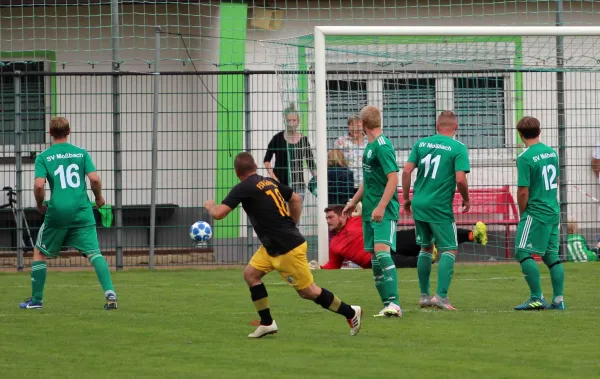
[373,220,401,317]
[544,225,565,310]
[414,220,435,306]
[363,220,388,311]
[20,223,64,309]
[430,222,459,310]
[244,245,277,338]
[68,226,117,309]
[279,242,362,336]
[513,215,547,310]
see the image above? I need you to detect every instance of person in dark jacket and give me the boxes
[263,103,316,200]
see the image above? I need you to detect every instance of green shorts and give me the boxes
[35,223,100,258]
[414,220,458,251]
[515,215,558,256]
[363,219,397,252]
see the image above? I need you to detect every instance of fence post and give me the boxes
[13,72,24,271]
[556,0,568,261]
[111,0,124,270]
[149,26,161,269]
[244,71,254,259]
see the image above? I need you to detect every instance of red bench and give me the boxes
[398,186,519,259]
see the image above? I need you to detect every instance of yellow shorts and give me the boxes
[249,242,314,290]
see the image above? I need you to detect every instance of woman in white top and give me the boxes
[333,114,368,195]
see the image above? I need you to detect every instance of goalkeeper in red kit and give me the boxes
[310,205,487,270]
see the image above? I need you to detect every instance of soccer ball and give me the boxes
[189,221,212,243]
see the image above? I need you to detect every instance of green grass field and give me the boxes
[1,263,599,379]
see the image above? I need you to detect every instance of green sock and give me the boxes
[549,264,565,301]
[436,252,456,298]
[371,259,389,307]
[518,256,543,299]
[417,251,432,295]
[376,251,399,306]
[88,253,115,295]
[543,254,565,301]
[31,261,47,303]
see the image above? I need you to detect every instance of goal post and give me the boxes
[313,26,600,265]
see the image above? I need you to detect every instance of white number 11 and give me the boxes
[421,154,441,179]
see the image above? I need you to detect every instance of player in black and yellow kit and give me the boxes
[204,152,362,338]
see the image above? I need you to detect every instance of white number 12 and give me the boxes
[421,154,441,179]
[542,164,557,190]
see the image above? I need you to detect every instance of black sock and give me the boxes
[314,288,356,319]
[249,283,273,325]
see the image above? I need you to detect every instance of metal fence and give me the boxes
[2,69,600,270]
[0,70,293,270]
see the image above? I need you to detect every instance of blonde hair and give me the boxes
[328,149,348,167]
[360,105,381,130]
[50,117,70,139]
[567,220,578,234]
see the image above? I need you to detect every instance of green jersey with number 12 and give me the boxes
[517,142,560,224]
[408,135,470,223]
[34,143,97,228]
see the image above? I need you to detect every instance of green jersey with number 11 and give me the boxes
[408,135,470,223]
[34,143,97,228]
[517,142,560,224]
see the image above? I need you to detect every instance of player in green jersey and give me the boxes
[402,111,470,311]
[566,221,598,262]
[513,116,565,311]
[19,117,117,310]
[344,105,402,318]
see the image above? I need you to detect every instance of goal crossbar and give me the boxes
[314,25,600,264]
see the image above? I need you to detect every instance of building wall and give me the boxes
[1,1,599,236]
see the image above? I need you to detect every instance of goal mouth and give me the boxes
[260,26,600,264]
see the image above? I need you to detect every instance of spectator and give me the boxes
[327,149,355,206]
[334,114,368,195]
[264,103,316,201]
[308,205,487,270]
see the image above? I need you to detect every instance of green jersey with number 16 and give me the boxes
[517,143,560,224]
[408,135,470,223]
[34,143,97,228]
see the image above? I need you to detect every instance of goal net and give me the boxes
[261,27,600,264]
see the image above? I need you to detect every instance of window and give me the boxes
[326,79,367,146]
[0,62,46,146]
[454,77,505,148]
[383,78,437,150]
[323,75,507,151]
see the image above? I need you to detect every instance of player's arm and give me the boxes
[321,249,344,270]
[456,171,470,209]
[375,144,400,212]
[455,146,471,212]
[378,172,398,211]
[87,172,105,206]
[33,156,47,212]
[208,184,243,220]
[33,178,46,208]
[517,187,529,216]
[401,162,416,202]
[84,152,105,206]
[288,193,303,224]
[516,156,531,216]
